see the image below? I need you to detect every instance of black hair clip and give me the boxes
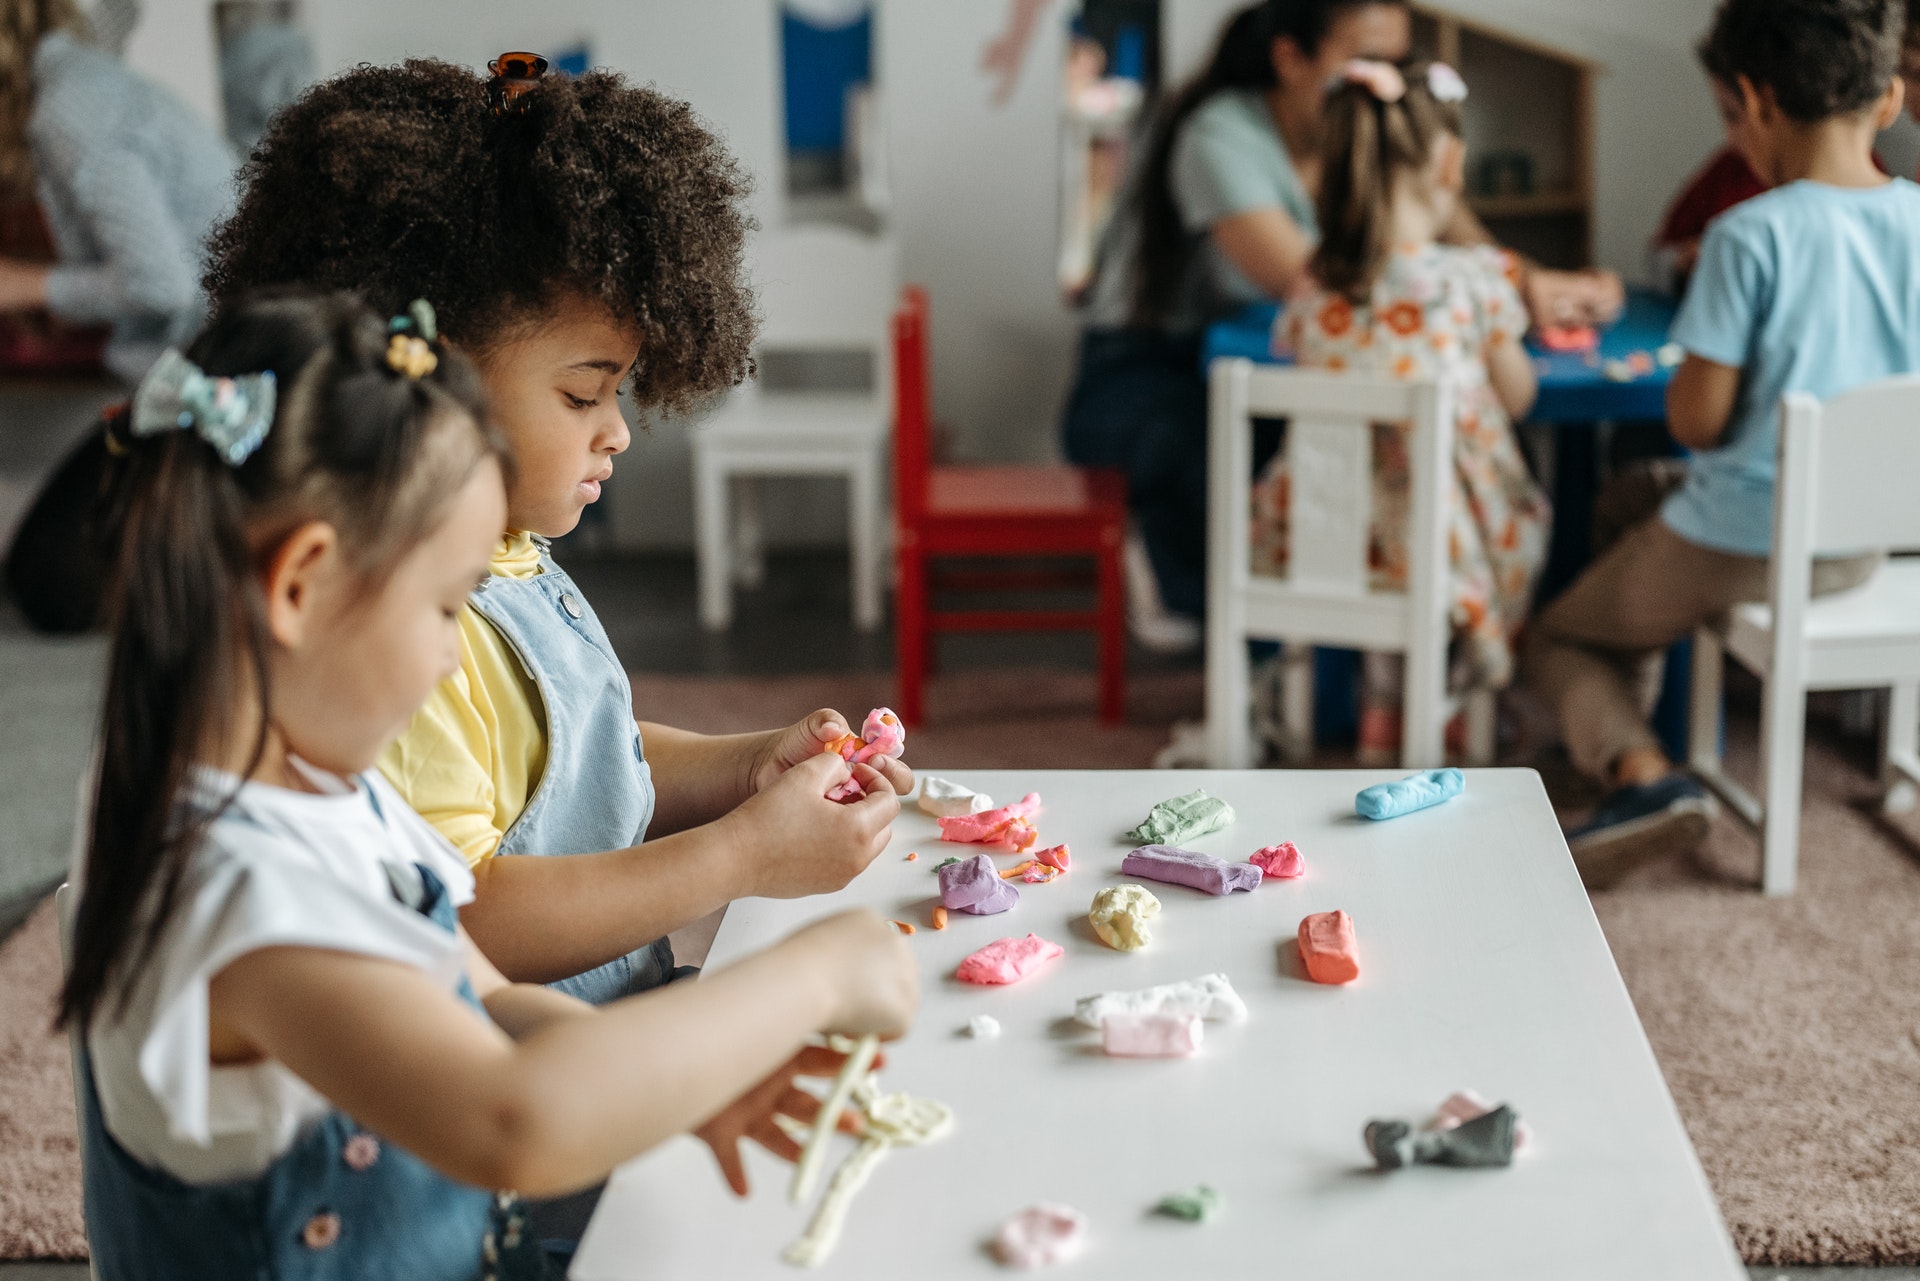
[487,51,549,115]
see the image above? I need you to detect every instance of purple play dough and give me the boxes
[938,853,1021,914]
[1120,845,1263,896]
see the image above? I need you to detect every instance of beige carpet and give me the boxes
[6,666,1920,1263]
[0,900,84,1259]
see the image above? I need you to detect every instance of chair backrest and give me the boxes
[749,225,901,402]
[891,285,932,522]
[1207,359,1451,617]
[1779,377,1920,559]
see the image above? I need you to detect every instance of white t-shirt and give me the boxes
[73,761,477,1185]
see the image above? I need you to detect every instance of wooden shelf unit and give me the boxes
[1412,5,1599,270]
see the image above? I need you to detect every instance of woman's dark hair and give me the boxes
[1698,0,1902,124]
[1310,64,1462,301]
[203,59,758,415]
[57,290,508,1031]
[1130,0,1406,325]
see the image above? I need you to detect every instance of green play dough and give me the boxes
[1125,790,1234,845]
[934,856,962,871]
[1155,1185,1222,1222]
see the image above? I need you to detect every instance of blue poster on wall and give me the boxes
[782,3,872,154]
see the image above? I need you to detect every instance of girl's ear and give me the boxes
[1875,75,1905,131]
[1436,134,1467,195]
[261,521,341,650]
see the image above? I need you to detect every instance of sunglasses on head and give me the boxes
[487,51,549,113]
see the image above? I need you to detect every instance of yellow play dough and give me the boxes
[1090,884,1161,951]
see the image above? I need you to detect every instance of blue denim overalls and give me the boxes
[79,859,557,1281]
[469,538,671,1004]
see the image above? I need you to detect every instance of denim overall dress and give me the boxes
[469,538,671,1005]
[79,861,557,1281]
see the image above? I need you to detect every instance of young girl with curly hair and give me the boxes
[1251,60,1548,762]
[198,55,916,1010]
[63,290,915,1279]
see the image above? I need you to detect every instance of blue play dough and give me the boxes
[1355,768,1464,821]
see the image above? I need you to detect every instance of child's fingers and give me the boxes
[868,755,915,796]
[803,708,849,745]
[705,1136,750,1198]
[787,750,852,787]
[750,1118,804,1164]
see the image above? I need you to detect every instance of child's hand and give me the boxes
[790,907,919,1040]
[726,753,901,898]
[694,1042,881,1197]
[750,709,915,799]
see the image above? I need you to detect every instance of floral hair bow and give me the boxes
[130,349,276,466]
[386,298,440,379]
[1339,59,1406,103]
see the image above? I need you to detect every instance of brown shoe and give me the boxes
[1567,775,1714,890]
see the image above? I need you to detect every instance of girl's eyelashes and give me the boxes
[563,392,599,410]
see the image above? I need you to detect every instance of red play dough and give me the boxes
[956,933,1064,985]
[1298,910,1359,984]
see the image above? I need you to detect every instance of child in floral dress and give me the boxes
[1251,59,1549,760]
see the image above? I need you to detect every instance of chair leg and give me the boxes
[1096,534,1126,725]
[848,457,883,633]
[731,475,765,589]
[1204,599,1252,769]
[1279,645,1315,765]
[896,544,929,726]
[693,450,732,632]
[1402,649,1445,771]
[1464,688,1497,766]
[1884,682,1920,815]
[1758,668,1808,897]
[1687,628,1724,776]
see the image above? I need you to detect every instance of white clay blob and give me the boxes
[918,776,996,818]
[964,1015,1002,1039]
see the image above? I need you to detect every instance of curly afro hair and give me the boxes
[203,59,757,414]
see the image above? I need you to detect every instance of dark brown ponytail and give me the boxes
[1310,63,1462,302]
[58,291,507,1032]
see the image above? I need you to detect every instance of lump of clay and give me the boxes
[1101,1012,1202,1058]
[1365,1105,1517,1169]
[1354,768,1464,821]
[1431,1089,1532,1150]
[1034,843,1070,872]
[1074,973,1247,1028]
[919,776,995,818]
[1121,845,1261,896]
[1088,884,1160,951]
[939,793,1043,851]
[1249,841,1304,880]
[1297,910,1359,984]
[993,1204,1087,1269]
[1125,789,1234,845]
[964,1015,1002,1039]
[957,934,1064,986]
[939,853,1020,915]
[1154,1185,1222,1222]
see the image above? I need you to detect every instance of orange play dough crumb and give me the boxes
[1000,861,1037,880]
[931,906,948,930]
[905,852,919,861]
[891,920,917,935]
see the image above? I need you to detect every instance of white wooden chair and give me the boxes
[1688,377,1920,896]
[691,225,898,632]
[53,882,102,1280]
[1204,359,1494,769]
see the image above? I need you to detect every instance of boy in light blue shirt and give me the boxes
[1524,0,1913,888]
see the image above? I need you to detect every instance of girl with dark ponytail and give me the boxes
[61,291,917,1279]
[1063,0,1414,638]
[1254,61,1549,763]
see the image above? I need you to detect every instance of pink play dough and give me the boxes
[1100,1012,1204,1058]
[1249,841,1304,880]
[956,934,1064,986]
[993,1204,1087,1268]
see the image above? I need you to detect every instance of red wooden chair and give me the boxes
[892,286,1128,725]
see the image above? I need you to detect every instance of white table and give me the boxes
[571,769,1745,1280]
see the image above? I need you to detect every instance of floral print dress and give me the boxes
[1252,244,1550,690]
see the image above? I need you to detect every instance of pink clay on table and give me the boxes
[993,1204,1087,1268]
[1034,843,1070,871]
[938,793,1042,843]
[956,933,1064,985]
[1298,910,1359,984]
[1101,1012,1204,1058]
[1249,841,1304,880]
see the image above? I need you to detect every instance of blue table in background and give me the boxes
[1203,289,1693,757]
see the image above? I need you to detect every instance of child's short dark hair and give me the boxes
[204,60,758,414]
[1698,0,1903,123]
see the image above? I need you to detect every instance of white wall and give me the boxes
[115,0,221,129]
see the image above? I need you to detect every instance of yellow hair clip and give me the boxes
[386,333,438,379]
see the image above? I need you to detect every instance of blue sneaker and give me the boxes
[1566,774,1713,890]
